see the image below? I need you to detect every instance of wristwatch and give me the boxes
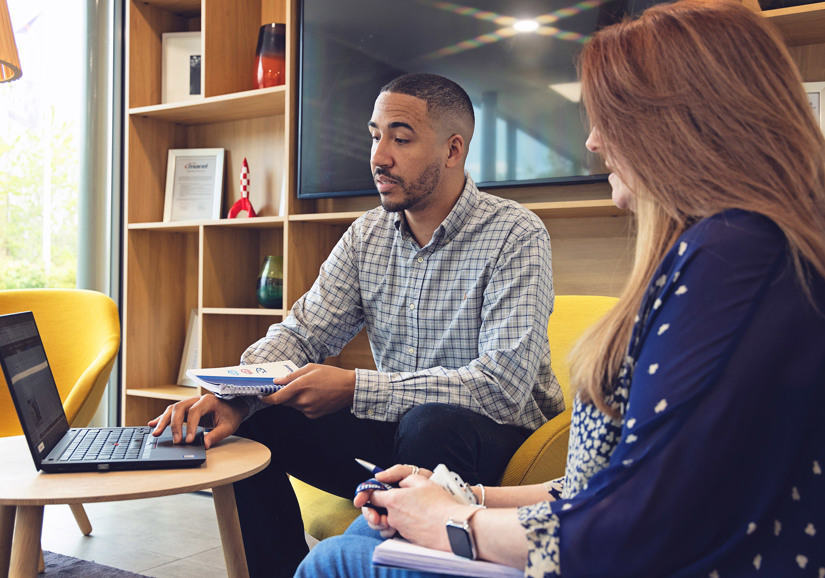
[446,506,485,559]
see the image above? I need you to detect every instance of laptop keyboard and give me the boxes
[60,427,153,461]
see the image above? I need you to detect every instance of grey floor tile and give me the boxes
[142,546,227,578]
[41,492,224,576]
[41,491,317,577]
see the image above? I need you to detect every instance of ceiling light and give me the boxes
[0,0,22,83]
[513,19,540,33]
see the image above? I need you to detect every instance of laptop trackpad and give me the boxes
[143,428,206,460]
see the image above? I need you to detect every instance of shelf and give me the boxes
[525,199,628,219]
[126,386,198,402]
[289,211,366,225]
[140,0,200,15]
[203,307,285,316]
[288,200,626,224]
[762,2,825,45]
[128,216,285,231]
[204,216,285,229]
[129,87,287,125]
[127,221,201,232]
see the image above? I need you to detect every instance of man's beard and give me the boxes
[376,162,441,213]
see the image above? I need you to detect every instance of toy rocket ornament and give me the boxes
[227,157,257,218]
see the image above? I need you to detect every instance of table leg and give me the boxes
[1,505,16,578]
[212,484,249,578]
[69,504,92,536]
[8,506,42,578]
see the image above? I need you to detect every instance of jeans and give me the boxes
[294,516,449,578]
[232,402,530,577]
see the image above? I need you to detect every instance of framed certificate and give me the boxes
[163,148,225,222]
[804,82,825,133]
[162,31,202,103]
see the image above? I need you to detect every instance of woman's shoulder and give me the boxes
[664,210,785,274]
[682,209,783,251]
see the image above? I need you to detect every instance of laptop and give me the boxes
[0,311,206,473]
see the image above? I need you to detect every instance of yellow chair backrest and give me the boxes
[500,294,618,486]
[548,294,620,405]
[0,289,120,437]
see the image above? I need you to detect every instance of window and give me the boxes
[1,0,122,426]
[0,0,86,289]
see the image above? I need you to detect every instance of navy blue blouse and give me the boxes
[519,210,825,576]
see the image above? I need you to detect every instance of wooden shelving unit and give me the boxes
[122,0,292,425]
[119,0,825,426]
[762,1,825,45]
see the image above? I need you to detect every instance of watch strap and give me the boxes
[446,505,485,559]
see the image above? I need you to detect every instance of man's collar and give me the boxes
[392,172,479,245]
[432,173,477,245]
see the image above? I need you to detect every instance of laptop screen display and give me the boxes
[0,312,67,451]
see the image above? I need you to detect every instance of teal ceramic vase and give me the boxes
[257,255,283,308]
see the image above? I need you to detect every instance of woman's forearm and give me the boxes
[471,507,529,569]
[473,483,552,508]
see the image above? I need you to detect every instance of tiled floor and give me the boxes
[40,492,229,577]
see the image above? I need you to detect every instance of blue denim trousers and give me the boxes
[231,402,530,577]
[295,516,449,578]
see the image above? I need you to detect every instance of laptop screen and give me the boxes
[0,312,68,460]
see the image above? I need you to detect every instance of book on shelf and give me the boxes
[372,538,523,578]
[185,361,298,398]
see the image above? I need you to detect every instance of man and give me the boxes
[150,73,562,577]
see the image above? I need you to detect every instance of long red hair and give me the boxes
[572,0,825,415]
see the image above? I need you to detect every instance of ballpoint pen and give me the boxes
[354,458,392,515]
[355,458,384,476]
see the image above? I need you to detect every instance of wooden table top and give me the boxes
[0,435,270,505]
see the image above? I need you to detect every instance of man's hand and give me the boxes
[148,394,247,449]
[261,363,355,419]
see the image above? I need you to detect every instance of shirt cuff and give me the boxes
[518,501,562,576]
[543,477,564,500]
[352,368,392,421]
[238,394,268,419]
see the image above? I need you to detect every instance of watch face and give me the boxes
[446,522,476,559]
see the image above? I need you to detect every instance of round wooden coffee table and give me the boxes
[0,434,270,578]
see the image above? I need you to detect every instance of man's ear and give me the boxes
[445,134,465,168]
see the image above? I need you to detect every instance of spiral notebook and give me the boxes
[185,360,298,398]
[372,538,522,578]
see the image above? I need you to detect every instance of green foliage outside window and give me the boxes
[0,108,78,289]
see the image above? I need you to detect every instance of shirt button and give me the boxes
[408,347,415,355]
[409,303,415,310]
[417,257,424,263]
[367,409,374,417]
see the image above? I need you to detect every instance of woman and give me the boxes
[295,0,825,575]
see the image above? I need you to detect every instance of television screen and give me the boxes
[297,0,656,199]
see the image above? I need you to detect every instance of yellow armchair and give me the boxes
[291,295,618,541]
[499,295,618,486]
[0,288,121,535]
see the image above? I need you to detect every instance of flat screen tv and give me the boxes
[297,0,660,199]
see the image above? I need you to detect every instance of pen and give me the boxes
[355,458,384,476]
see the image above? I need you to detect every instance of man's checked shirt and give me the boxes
[242,174,563,430]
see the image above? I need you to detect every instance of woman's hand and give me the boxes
[353,464,433,537]
[368,474,478,552]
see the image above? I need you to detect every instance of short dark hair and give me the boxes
[381,73,475,132]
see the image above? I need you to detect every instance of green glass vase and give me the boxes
[257,255,283,308]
